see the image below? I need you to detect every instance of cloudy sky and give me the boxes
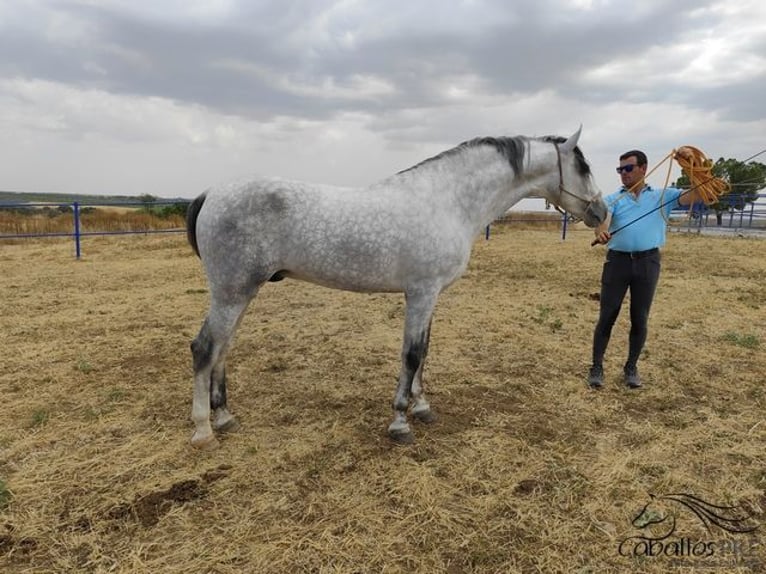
[1,0,764,203]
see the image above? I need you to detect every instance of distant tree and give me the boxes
[152,202,189,219]
[675,157,766,226]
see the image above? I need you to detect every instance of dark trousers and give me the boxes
[592,249,661,368]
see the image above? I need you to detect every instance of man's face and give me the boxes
[617,156,646,189]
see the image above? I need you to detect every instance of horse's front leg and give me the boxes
[410,320,436,425]
[388,289,438,444]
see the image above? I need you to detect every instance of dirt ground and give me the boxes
[1,226,764,573]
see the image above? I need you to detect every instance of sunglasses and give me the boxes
[616,164,640,174]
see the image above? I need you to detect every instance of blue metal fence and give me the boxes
[2,199,576,257]
[3,193,761,258]
[0,199,189,258]
[670,193,766,233]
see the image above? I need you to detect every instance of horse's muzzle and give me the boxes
[583,197,607,228]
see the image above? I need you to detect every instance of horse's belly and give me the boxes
[282,215,469,293]
[286,260,405,293]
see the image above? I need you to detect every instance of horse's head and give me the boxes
[538,127,607,228]
[626,494,679,542]
[632,495,671,530]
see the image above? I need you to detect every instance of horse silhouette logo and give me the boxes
[633,492,759,535]
[619,493,759,559]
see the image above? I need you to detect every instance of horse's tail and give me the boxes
[186,192,207,258]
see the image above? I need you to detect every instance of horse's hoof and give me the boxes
[214,416,241,434]
[388,428,415,445]
[412,409,437,424]
[191,434,220,451]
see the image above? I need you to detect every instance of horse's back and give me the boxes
[194,177,472,293]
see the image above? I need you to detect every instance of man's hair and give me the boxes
[619,149,647,166]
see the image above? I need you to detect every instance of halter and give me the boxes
[552,143,596,220]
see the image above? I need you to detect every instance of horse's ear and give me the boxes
[560,125,583,154]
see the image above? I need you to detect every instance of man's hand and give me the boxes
[590,211,612,246]
[594,230,611,245]
[674,146,695,163]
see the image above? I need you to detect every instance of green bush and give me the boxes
[143,203,189,219]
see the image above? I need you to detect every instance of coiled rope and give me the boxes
[667,145,731,205]
[623,145,730,207]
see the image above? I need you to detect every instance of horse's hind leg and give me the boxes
[211,360,240,434]
[389,289,439,444]
[190,294,252,449]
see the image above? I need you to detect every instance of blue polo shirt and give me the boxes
[605,186,682,252]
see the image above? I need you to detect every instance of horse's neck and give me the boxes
[395,146,554,232]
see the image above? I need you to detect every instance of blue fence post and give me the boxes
[485,224,490,240]
[73,201,81,259]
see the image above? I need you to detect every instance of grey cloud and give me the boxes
[0,0,761,124]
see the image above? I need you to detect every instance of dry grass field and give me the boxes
[1,226,764,573]
[0,208,184,236]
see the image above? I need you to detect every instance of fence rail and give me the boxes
[669,193,766,234]
[1,199,579,257]
[0,199,189,258]
[2,194,764,257]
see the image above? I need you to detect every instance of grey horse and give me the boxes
[186,127,606,449]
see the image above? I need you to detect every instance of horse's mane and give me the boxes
[662,493,759,534]
[397,135,592,178]
[397,136,527,176]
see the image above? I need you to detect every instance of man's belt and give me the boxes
[608,248,659,260]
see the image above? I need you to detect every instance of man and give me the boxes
[588,147,698,389]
